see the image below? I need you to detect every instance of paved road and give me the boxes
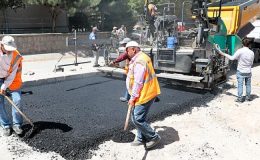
[20,74,211,159]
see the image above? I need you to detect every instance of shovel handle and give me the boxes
[124,105,133,131]
[1,93,34,127]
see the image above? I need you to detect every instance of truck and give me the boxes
[207,0,260,59]
[98,0,260,90]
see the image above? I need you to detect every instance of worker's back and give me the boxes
[236,47,254,73]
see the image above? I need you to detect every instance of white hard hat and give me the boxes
[119,37,131,44]
[0,35,17,51]
[126,41,139,49]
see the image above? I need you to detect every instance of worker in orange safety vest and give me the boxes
[0,35,23,136]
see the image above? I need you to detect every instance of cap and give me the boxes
[113,26,117,30]
[119,37,131,44]
[0,35,17,51]
[126,41,139,49]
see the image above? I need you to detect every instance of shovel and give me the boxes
[112,105,135,143]
[124,105,133,130]
[0,93,35,137]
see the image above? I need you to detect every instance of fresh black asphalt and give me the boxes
[19,74,213,159]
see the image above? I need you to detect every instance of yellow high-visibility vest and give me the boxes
[128,52,160,105]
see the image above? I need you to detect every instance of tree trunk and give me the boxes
[51,6,60,33]
[2,9,8,33]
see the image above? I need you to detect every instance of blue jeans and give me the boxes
[237,71,251,100]
[131,98,158,142]
[0,80,23,128]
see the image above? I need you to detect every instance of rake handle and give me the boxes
[1,93,34,127]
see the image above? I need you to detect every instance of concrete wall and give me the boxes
[0,32,111,55]
[0,5,68,34]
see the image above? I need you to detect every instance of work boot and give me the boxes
[12,125,23,135]
[235,98,243,103]
[245,96,252,101]
[93,64,100,67]
[131,138,145,146]
[120,97,128,102]
[2,127,11,137]
[146,136,161,149]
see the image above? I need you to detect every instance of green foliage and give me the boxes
[99,0,133,30]
[0,0,24,9]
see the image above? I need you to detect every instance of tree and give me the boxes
[24,0,102,32]
[0,0,24,33]
[0,0,24,9]
[98,0,133,30]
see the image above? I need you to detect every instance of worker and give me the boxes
[215,38,254,103]
[148,2,157,19]
[117,25,126,42]
[89,26,100,67]
[0,35,23,136]
[146,1,157,39]
[111,26,119,49]
[125,41,161,149]
[110,37,132,102]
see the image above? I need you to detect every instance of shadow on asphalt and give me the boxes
[141,126,179,160]
[21,121,72,139]
[161,83,208,95]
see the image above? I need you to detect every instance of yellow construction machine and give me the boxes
[98,0,260,90]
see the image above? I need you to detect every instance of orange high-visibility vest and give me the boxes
[128,52,160,105]
[7,50,23,91]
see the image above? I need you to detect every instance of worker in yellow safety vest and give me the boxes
[125,41,161,149]
[0,35,23,136]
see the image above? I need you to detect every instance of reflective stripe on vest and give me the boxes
[128,52,160,105]
[8,50,23,91]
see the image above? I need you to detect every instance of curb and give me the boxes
[23,72,99,88]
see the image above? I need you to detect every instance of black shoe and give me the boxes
[245,96,252,101]
[120,97,128,102]
[2,127,11,136]
[12,125,23,135]
[155,97,160,102]
[93,64,100,67]
[235,98,243,103]
[146,136,161,149]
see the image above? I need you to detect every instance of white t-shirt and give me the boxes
[226,47,254,73]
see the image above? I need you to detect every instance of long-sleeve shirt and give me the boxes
[0,50,19,90]
[113,51,131,64]
[126,52,146,101]
[225,47,254,73]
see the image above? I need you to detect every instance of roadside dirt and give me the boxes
[90,86,260,160]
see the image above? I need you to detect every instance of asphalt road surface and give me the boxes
[19,74,213,159]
